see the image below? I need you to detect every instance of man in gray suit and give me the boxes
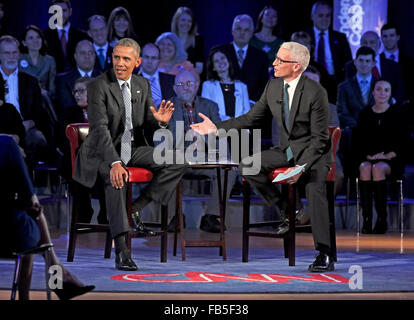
[164,70,236,233]
[74,38,186,271]
[191,42,334,272]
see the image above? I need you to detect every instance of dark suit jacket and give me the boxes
[18,72,52,141]
[344,54,404,101]
[94,45,113,73]
[336,76,375,129]
[217,76,331,171]
[159,72,176,100]
[55,68,102,113]
[305,27,353,84]
[74,69,159,188]
[43,27,90,73]
[217,43,268,102]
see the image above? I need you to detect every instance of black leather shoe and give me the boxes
[362,217,373,234]
[115,250,138,271]
[200,214,225,233]
[308,252,335,273]
[168,214,186,233]
[53,282,95,300]
[132,210,156,237]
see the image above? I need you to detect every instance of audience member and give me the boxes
[171,6,204,75]
[88,15,112,73]
[380,23,414,104]
[354,79,408,234]
[345,31,404,101]
[55,40,100,112]
[0,74,26,154]
[167,69,237,233]
[19,25,57,98]
[250,6,284,71]
[155,32,195,76]
[43,0,89,73]
[107,6,139,48]
[0,35,51,170]
[138,43,175,107]
[0,134,95,300]
[201,46,250,121]
[305,1,352,99]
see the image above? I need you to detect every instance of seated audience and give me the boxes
[250,5,284,72]
[55,40,100,113]
[155,32,195,76]
[19,25,56,98]
[43,0,89,73]
[345,31,404,102]
[0,35,51,170]
[87,15,112,73]
[201,46,250,121]
[171,6,204,75]
[107,6,139,48]
[354,79,408,234]
[0,134,95,300]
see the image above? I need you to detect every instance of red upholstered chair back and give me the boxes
[326,126,341,182]
[65,123,90,179]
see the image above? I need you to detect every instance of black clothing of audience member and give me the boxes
[43,0,90,73]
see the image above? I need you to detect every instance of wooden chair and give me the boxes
[242,126,341,265]
[65,123,169,263]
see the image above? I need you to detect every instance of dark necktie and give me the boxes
[237,48,244,68]
[372,65,380,79]
[317,31,326,69]
[97,48,105,70]
[121,82,132,164]
[283,83,293,161]
[60,29,67,58]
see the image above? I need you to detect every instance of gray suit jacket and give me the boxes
[74,69,158,188]
[217,75,331,171]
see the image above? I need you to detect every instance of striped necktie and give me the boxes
[120,82,133,164]
[150,76,162,106]
[237,48,244,67]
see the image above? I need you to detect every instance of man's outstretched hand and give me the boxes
[190,112,218,135]
[150,100,174,123]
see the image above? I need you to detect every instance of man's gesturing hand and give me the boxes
[190,112,217,135]
[150,100,174,123]
[110,162,129,189]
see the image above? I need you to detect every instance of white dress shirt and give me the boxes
[77,68,93,78]
[233,42,248,61]
[0,67,20,114]
[313,27,335,76]
[56,23,70,41]
[383,49,399,62]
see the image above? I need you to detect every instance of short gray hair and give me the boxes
[155,32,188,64]
[114,38,141,57]
[0,35,20,50]
[232,14,254,32]
[280,41,310,72]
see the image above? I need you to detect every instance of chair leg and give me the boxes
[242,180,250,262]
[356,178,360,234]
[398,180,404,237]
[177,183,186,261]
[44,249,51,300]
[67,206,79,262]
[11,255,21,300]
[327,181,338,262]
[287,185,296,267]
[173,184,180,257]
[160,205,168,263]
[104,231,112,259]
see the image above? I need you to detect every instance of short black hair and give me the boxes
[355,46,376,60]
[381,23,400,36]
[51,0,71,9]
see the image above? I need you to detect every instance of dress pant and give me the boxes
[98,145,187,238]
[239,147,332,255]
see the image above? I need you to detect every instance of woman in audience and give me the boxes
[355,79,408,234]
[107,6,139,48]
[19,25,56,98]
[155,32,195,76]
[201,47,250,121]
[250,6,284,71]
[171,6,204,75]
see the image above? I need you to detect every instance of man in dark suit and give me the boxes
[74,38,186,271]
[191,42,334,272]
[164,70,236,233]
[55,40,101,113]
[344,31,404,101]
[87,15,113,74]
[305,1,353,98]
[43,0,89,73]
[0,36,52,169]
[138,43,175,106]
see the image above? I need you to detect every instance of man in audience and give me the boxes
[345,31,404,101]
[305,0,353,99]
[0,35,51,170]
[88,15,113,74]
[139,43,175,107]
[55,40,101,113]
[44,0,89,73]
[380,23,414,104]
[164,69,236,233]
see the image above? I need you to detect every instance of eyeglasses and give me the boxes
[73,88,87,95]
[274,55,298,65]
[175,81,196,88]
